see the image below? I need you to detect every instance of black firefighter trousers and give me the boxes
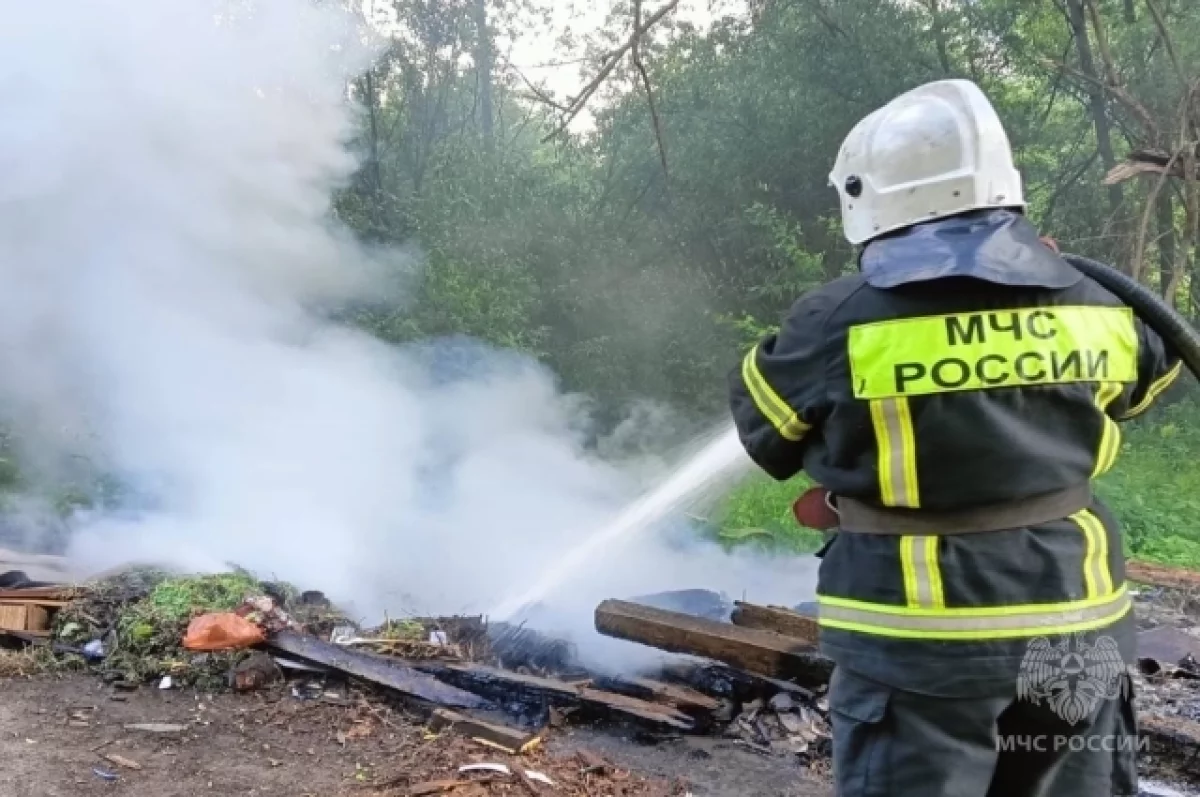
[828,666,1140,797]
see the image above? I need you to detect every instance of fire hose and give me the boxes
[791,252,1200,532]
[1060,253,1200,384]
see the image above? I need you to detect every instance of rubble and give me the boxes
[2,561,1199,792]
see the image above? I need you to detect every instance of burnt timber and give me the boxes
[730,601,820,644]
[267,630,489,709]
[594,599,832,686]
[268,630,694,731]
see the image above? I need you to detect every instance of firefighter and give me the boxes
[729,79,1182,797]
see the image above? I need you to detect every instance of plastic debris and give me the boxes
[82,640,106,661]
[158,676,173,690]
[330,625,358,645]
[525,770,555,786]
[92,767,119,781]
[124,723,186,734]
[182,612,265,652]
[458,763,511,776]
[271,655,326,674]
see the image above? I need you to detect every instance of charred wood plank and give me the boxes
[731,602,819,644]
[1128,560,1200,592]
[589,675,721,713]
[595,600,832,686]
[414,660,695,730]
[266,630,489,710]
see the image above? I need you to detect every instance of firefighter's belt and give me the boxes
[835,484,1092,535]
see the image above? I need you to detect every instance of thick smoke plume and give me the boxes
[0,0,815,670]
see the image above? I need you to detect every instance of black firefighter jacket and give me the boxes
[729,210,1182,697]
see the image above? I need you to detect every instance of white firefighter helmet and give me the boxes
[829,79,1025,245]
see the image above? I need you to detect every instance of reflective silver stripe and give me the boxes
[818,589,1131,638]
[907,536,943,608]
[870,397,919,508]
[902,536,939,608]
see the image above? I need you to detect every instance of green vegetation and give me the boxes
[713,397,1200,568]
[56,570,265,686]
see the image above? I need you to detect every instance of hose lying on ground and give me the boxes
[1061,253,1200,383]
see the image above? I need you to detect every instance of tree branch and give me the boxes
[1142,0,1185,88]
[633,0,669,179]
[1040,57,1160,142]
[540,0,683,142]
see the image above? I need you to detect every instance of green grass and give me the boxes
[713,398,1200,568]
[56,570,265,686]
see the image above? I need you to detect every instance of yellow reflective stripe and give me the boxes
[1091,382,1124,477]
[1122,360,1182,420]
[900,537,919,608]
[924,536,946,610]
[870,398,919,508]
[848,306,1138,400]
[817,586,1131,641]
[740,348,811,442]
[901,536,944,609]
[1072,509,1114,598]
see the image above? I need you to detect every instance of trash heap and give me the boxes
[2,559,1199,795]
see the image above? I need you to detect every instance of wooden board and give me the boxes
[0,604,28,633]
[0,599,69,608]
[1127,560,1200,591]
[414,660,696,730]
[0,588,75,601]
[588,675,721,713]
[730,602,819,644]
[428,708,540,753]
[266,631,490,710]
[595,600,833,686]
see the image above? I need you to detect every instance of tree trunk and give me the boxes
[926,0,952,75]
[1064,0,1123,216]
[472,0,494,154]
[1156,191,1176,299]
[362,70,383,197]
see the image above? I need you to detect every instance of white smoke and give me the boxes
[0,0,816,669]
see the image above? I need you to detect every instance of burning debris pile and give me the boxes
[2,558,1200,795]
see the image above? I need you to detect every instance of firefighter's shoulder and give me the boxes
[778,274,868,337]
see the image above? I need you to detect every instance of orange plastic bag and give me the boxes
[182,612,266,652]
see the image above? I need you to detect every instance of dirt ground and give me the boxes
[0,675,832,797]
